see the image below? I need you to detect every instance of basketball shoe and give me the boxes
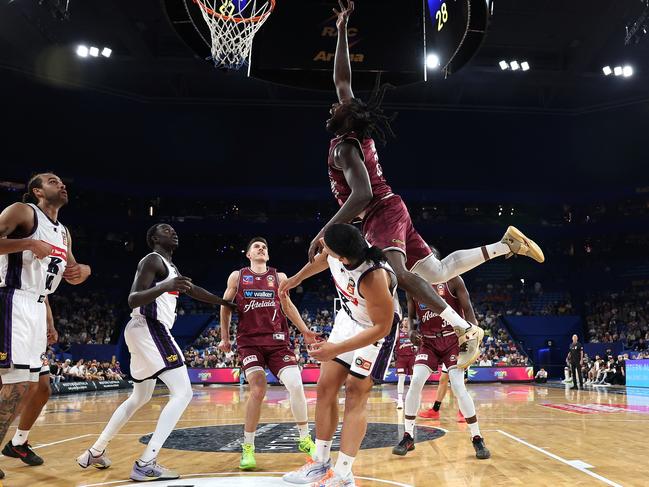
[76,449,112,469]
[392,432,415,456]
[129,459,179,481]
[239,443,256,470]
[472,436,491,459]
[455,324,485,369]
[501,226,545,263]
[283,458,332,484]
[2,440,43,466]
[419,408,440,419]
[310,469,355,486]
[298,435,316,456]
[457,411,466,423]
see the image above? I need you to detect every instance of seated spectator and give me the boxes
[535,368,548,383]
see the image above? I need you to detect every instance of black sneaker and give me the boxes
[2,440,44,466]
[0,466,4,478]
[472,436,491,460]
[392,432,415,456]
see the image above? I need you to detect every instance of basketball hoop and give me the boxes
[192,0,276,69]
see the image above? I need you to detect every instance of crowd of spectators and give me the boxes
[584,288,649,350]
[45,352,126,384]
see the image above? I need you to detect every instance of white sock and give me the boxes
[334,452,355,478]
[397,374,406,396]
[92,380,156,453]
[314,439,332,463]
[485,242,509,259]
[404,418,416,437]
[140,367,193,463]
[468,421,481,438]
[12,429,29,446]
[397,393,403,403]
[244,430,256,446]
[440,306,471,331]
[297,423,309,439]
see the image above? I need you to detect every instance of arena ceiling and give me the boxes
[1,0,649,114]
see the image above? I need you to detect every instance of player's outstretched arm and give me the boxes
[218,271,239,353]
[186,283,236,310]
[451,276,478,326]
[127,254,191,309]
[280,249,330,294]
[0,202,52,258]
[62,228,92,285]
[333,0,355,102]
[406,295,422,345]
[308,144,372,260]
[309,269,393,361]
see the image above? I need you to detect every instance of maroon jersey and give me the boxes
[235,267,290,348]
[415,282,463,335]
[395,330,416,357]
[328,133,394,217]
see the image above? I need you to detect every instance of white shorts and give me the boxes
[0,288,47,384]
[124,316,185,382]
[328,310,399,381]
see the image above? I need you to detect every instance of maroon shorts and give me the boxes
[395,354,415,376]
[362,195,431,270]
[238,345,298,379]
[414,336,459,372]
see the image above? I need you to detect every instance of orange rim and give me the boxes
[193,0,275,23]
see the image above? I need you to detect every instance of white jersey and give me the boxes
[130,252,179,329]
[0,203,68,296]
[328,255,400,328]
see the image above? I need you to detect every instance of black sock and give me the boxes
[433,401,442,412]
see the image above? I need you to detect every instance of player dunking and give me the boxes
[309,0,544,369]
[77,224,234,481]
[393,276,490,459]
[394,317,416,410]
[218,237,318,471]
[0,173,91,480]
[281,224,401,487]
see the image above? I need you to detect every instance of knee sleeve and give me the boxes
[404,365,429,416]
[280,367,308,423]
[449,368,476,418]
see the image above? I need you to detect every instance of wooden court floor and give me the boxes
[2,382,648,487]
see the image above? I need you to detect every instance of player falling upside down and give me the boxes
[77,224,234,482]
[394,317,416,410]
[0,172,91,480]
[309,0,544,370]
[393,275,490,459]
[281,223,401,487]
[218,237,318,471]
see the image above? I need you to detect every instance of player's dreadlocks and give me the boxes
[347,76,397,146]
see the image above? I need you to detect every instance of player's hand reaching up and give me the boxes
[307,235,325,263]
[333,0,354,29]
[163,276,192,293]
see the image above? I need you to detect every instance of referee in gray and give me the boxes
[566,334,584,390]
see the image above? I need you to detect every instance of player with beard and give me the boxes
[77,224,234,481]
[0,173,91,479]
[309,0,544,371]
[219,237,318,471]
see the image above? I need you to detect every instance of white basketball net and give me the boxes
[194,0,275,69]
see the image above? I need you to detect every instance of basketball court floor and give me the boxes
[2,382,647,486]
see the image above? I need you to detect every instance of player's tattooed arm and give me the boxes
[218,271,239,353]
[308,143,372,261]
[451,276,478,326]
[62,227,92,285]
[333,0,355,102]
[0,202,51,257]
[185,283,236,310]
[127,254,191,308]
